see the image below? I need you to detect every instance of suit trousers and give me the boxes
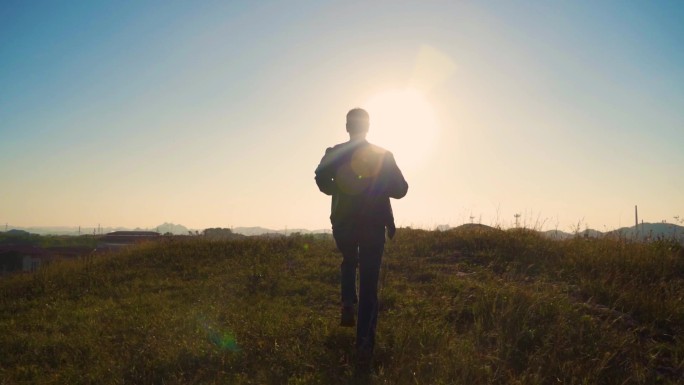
[333,222,385,352]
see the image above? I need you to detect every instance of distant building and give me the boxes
[96,231,161,251]
[0,246,53,276]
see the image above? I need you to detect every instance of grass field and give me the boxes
[1,228,682,384]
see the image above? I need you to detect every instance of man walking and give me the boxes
[315,108,408,367]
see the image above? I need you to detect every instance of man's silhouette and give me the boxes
[315,108,408,366]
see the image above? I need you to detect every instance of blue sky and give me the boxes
[1,1,683,231]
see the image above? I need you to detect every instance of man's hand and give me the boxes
[386,223,396,240]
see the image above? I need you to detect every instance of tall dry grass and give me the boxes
[1,229,682,384]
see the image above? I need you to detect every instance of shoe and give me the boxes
[340,305,355,327]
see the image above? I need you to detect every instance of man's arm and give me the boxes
[314,147,338,196]
[383,152,408,199]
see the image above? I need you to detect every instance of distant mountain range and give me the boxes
[3,223,330,236]
[4,222,682,242]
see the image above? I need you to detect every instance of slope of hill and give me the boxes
[608,222,684,241]
[543,228,604,239]
[1,229,682,384]
[542,222,684,244]
[448,223,500,233]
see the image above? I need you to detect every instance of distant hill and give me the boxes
[202,228,245,240]
[542,222,684,243]
[5,229,31,236]
[543,229,604,240]
[543,230,574,240]
[232,227,329,236]
[449,223,500,233]
[606,222,684,241]
[154,223,190,235]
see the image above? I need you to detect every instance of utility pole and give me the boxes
[635,205,639,240]
[674,216,680,240]
[634,205,638,227]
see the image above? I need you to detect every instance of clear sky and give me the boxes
[1,1,683,232]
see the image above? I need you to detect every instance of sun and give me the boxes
[363,88,439,170]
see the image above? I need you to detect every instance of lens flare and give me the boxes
[198,316,240,352]
[209,331,239,352]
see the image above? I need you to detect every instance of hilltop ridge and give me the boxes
[6,222,682,241]
[543,222,684,243]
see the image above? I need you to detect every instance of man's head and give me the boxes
[346,108,370,137]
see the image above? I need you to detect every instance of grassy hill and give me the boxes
[1,229,683,384]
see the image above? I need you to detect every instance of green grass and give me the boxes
[1,229,682,384]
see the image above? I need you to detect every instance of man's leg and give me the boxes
[333,226,359,325]
[356,224,385,355]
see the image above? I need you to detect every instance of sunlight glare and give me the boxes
[364,89,439,170]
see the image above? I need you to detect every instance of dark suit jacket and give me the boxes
[315,139,408,231]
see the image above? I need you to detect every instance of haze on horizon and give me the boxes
[1,1,683,233]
